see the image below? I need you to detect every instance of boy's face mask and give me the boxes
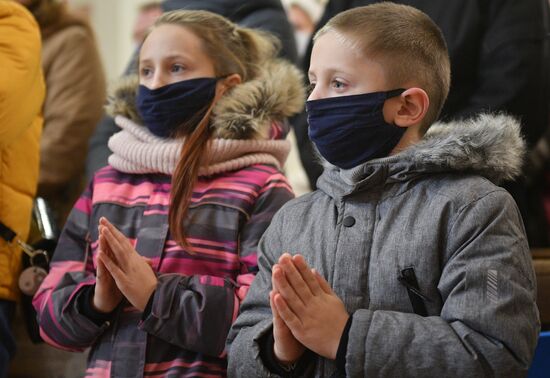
[306,89,406,169]
[136,77,218,138]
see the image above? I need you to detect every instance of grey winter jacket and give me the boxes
[227,114,540,377]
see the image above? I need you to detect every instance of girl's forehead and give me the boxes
[140,24,203,60]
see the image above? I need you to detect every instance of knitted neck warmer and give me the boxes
[108,116,291,176]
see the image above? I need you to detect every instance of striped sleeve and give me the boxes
[32,180,104,351]
[139,170,294,357]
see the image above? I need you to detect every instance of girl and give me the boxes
[33,10,304,377]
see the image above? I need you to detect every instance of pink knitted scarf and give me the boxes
[108,116,290,176]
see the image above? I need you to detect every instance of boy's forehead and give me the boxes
[313,29,376,60]
[310,30,381,73]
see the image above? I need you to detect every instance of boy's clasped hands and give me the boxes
[93,217,158,314]
[270,253,349,365]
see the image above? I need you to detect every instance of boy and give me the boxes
[227,3,540,377]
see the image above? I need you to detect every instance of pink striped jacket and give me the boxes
[33,164,293,377]
[32,55,304,377]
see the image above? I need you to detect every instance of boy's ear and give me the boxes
[385,87,429,128]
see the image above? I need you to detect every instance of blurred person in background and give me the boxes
[292,0,550,247]
[0,1,44,377]
[282,0,325,62]
[132,1,162,46]
[86,0,298,183]
[18,0,106,229]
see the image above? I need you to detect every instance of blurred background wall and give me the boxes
[67,0,150,82]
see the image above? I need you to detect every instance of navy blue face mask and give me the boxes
[136,77,218,138]
[306,89,406,169]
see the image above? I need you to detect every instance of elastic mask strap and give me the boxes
[385,88,406,99]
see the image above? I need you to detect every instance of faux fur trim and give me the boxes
[403,113,526,183]
[327,113,526,189]
[211,60,305,139]
[105,59,305,140]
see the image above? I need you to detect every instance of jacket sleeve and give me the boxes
[139,172,294,357]
[0,2,44,146]
[32,180,106,352]
[226,203,288,377]
[38,26,106,196]
[345,190,540,377]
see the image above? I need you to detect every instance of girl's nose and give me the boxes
[149,72,167,90]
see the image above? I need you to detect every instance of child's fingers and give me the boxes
[269,290,278,315]
[271,264,281,292]
[292,255,322,296]
[96,253,106,279]
[98,229,108,252]
[312,269,333,294]
[101,227,128,265]
[99,232,120,267]
[100,217,132,250]
[278,255,314,302]
[272,266,306,314]
[274,293,302,329]
[98,251,125,284]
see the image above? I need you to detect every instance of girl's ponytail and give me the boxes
[168,103,214,250]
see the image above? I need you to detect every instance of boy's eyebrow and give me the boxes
[308,67,353,79]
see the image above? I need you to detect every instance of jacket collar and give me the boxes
[318,113,526,198]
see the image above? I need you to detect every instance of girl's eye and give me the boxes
[140,67,152,77]
[171,64,185,73]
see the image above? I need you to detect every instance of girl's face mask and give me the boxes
[306,89,406,169]
[136,77,218,138]
[136,24,222,137]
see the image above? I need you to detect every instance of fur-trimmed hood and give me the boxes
[105,59,305,140]
[318,113,526,197]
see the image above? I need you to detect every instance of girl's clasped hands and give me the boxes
[93,217,158,313]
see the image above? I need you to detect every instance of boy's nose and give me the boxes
[308,87,323,101]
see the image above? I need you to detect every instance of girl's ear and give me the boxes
[217,74,242,96]
[383,87,429,128]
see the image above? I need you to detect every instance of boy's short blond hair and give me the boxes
[315,2,451,131]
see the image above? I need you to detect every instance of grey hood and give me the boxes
[318,114,526,198]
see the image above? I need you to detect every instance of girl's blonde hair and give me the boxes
[148,10,280,249]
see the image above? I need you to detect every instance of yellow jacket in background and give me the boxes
[0,1,45,301]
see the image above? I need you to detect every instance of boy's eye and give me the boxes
[331,80,346,90]
[307,83,316,96]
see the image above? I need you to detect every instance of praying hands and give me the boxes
[270,253,349,363]
[92,217,158,313]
